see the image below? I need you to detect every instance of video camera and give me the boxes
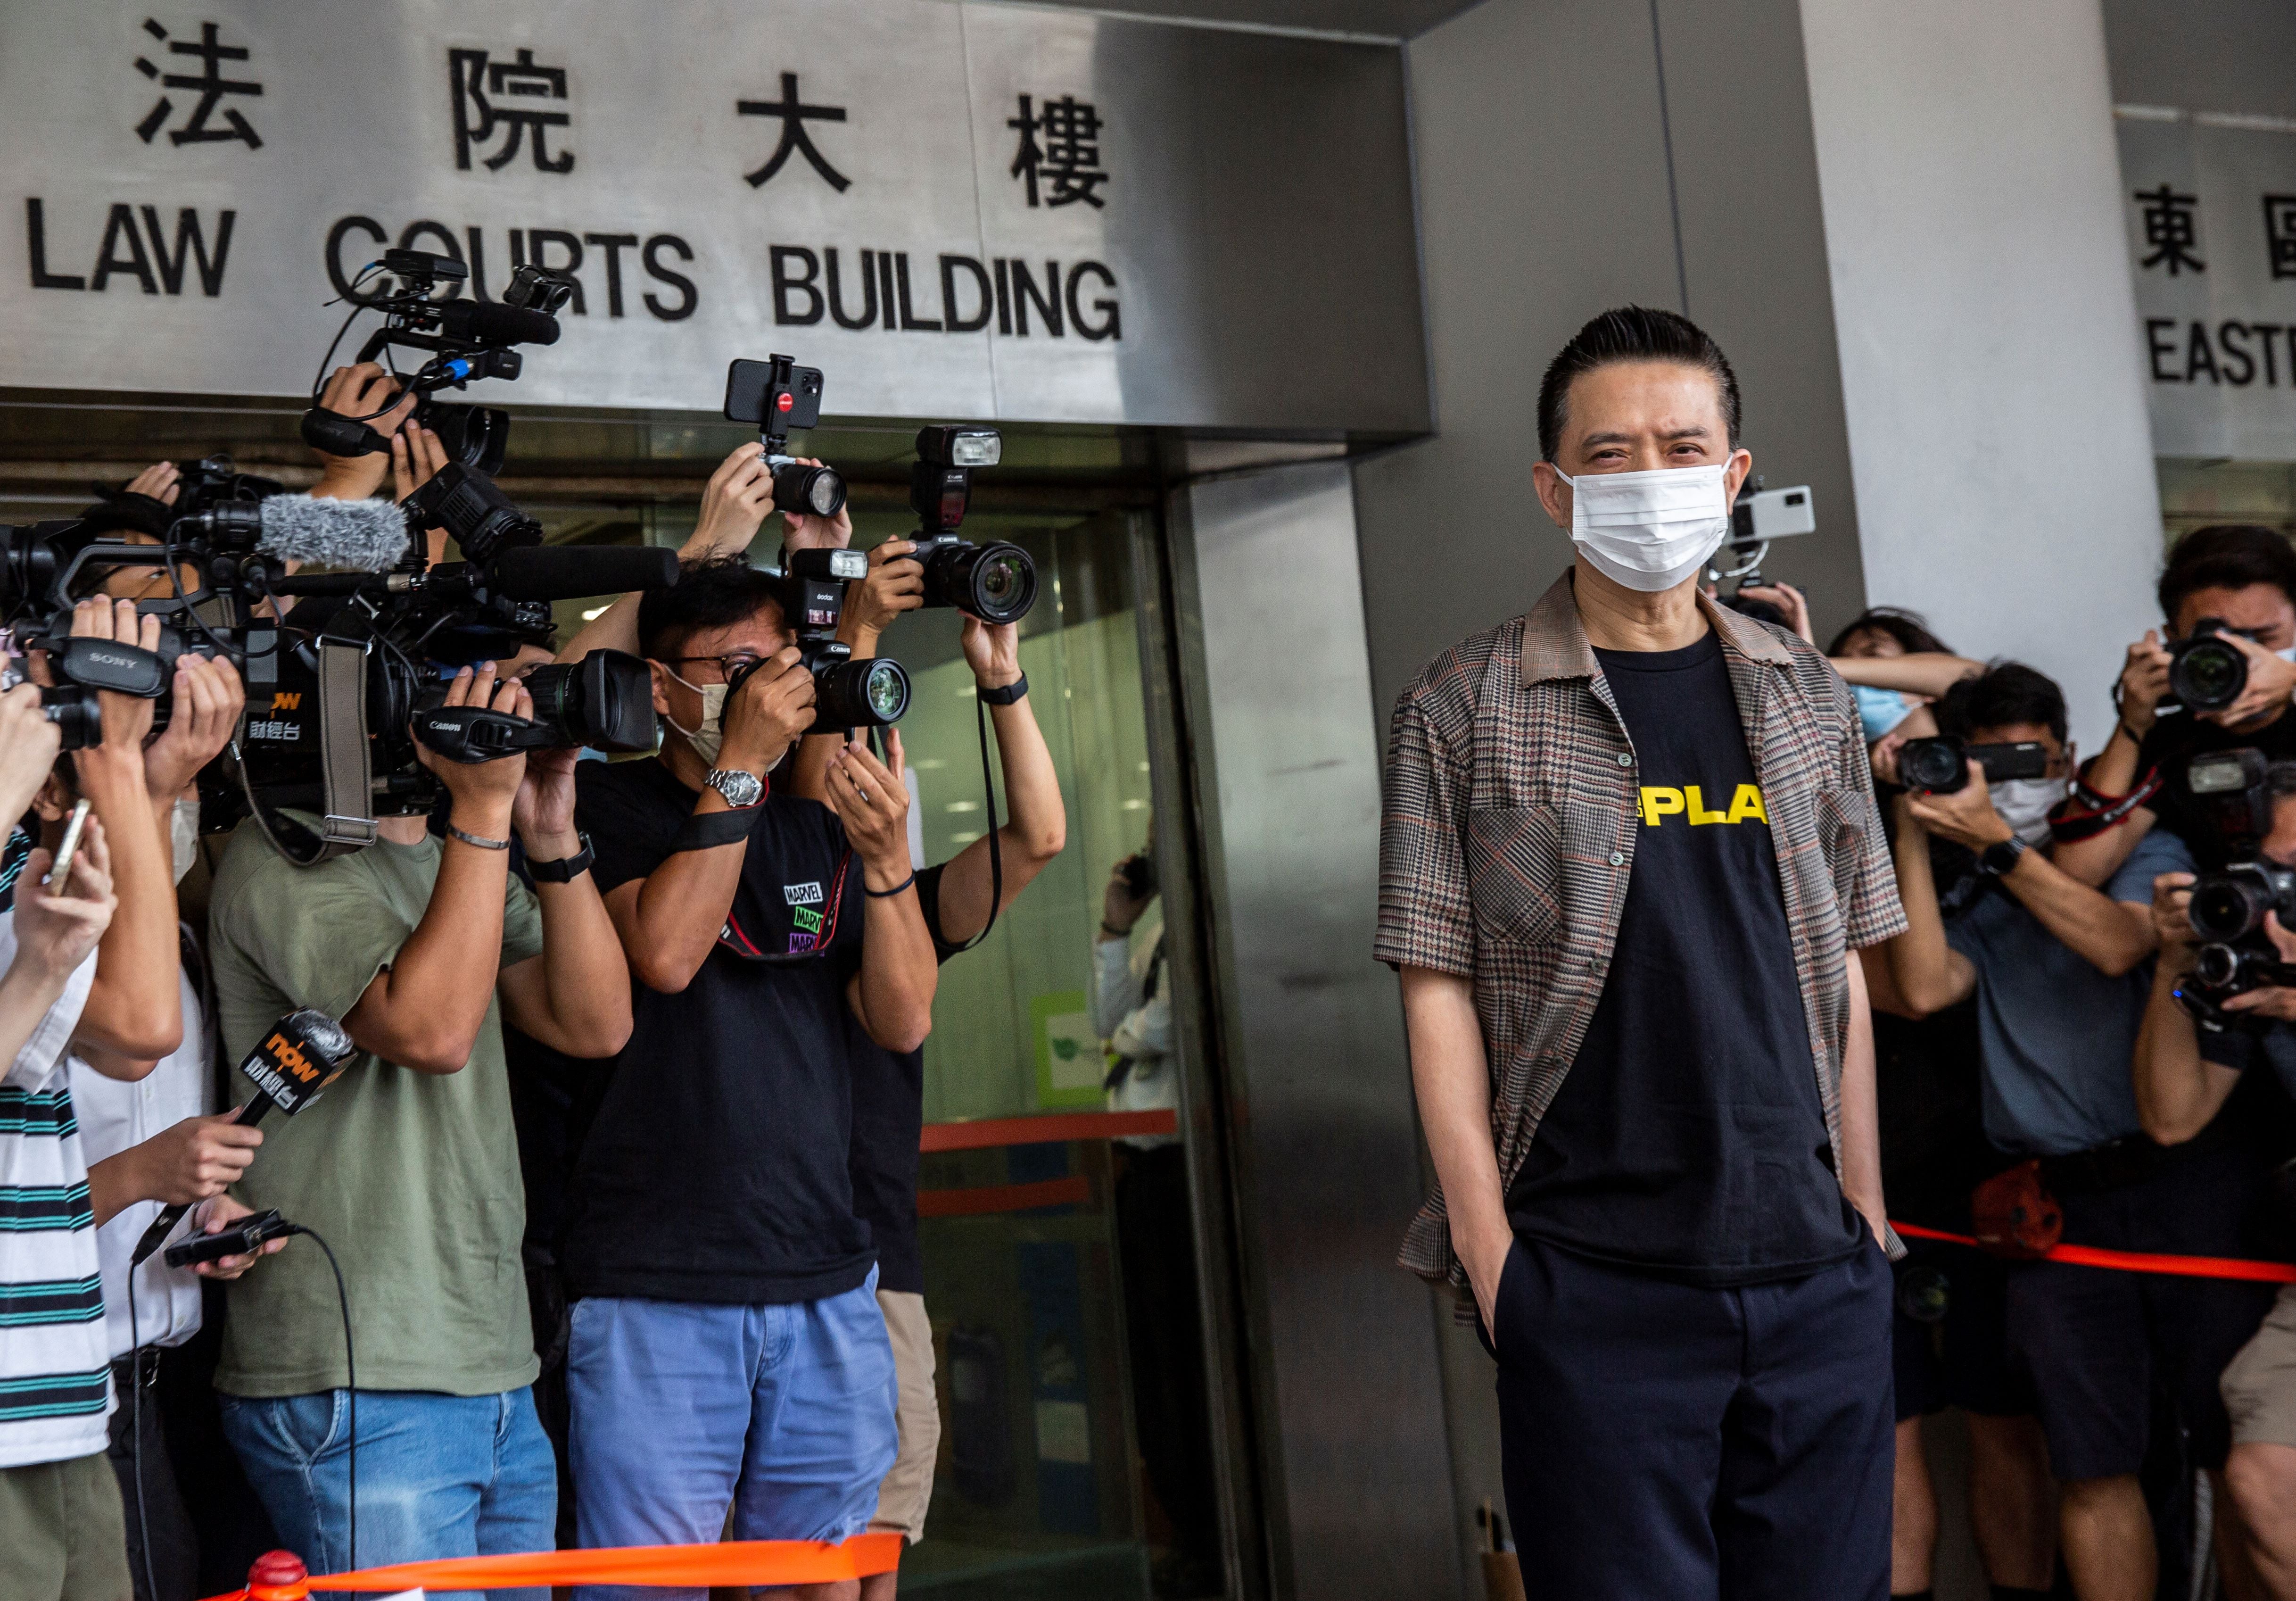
[299,249,574,475]
[1897,736,2050,795]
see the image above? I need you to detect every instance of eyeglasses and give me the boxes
[667,654,765,684]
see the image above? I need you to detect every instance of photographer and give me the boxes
[815,549,1068,1592]
[206,658,634,1583]
[2057,526,2296,887]
[1864,662,2212,1600]
[563,556,933,1597]
[1828,607,1982,747]
[2131,765,2296,1597]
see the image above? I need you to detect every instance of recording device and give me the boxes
[753,547,911,730]
[129,1008,356,1265]
[909,425,1037,625]
[1709,475,1816,590]
[2185,746,2273,856]
[724,355,847,518]
[1897,736,2050,795]
[45,799,91,888]
[2166,618,2253,714]
[163,1207,293,1270]
[2168,747,2296,1018]
[413,649,657,763]
[299,250,574,473]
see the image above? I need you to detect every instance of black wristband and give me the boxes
[670,806,761,854]
[527,832,595,884]
[865,871,917,898]
[977,673,1027,707]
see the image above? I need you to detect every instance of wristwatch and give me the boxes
[703,768,765,810]
[1977,835,2028,879]
[527,832,595,885]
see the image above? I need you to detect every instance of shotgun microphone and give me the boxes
[129,1008,356,1266]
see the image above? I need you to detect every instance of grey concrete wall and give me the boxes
[1800,0,2163,754]
[2102,0,2296,118]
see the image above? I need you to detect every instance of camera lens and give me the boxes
[924,539,1038,625]
[2191,875,2269,942]
[813,655,910,729]
[771,462,847,519]
[2172,637,2248,711]
[38,686,97,752]
[1898,738,1968,795]
[2197,943,2248,991]
[520,651,658,753]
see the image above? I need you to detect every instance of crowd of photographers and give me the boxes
[0,359,1124,1601]
[1721,528,2296,1601]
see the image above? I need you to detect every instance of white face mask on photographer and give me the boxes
[1553,461,1734,593]
[663,670,727,766]
[1990,777,2067,847]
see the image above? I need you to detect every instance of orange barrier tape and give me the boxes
[1895,1221,2296,1284]
[919,1107,1175,1153]
[200,1533,901,1599]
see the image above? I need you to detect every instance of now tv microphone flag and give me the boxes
[130,1008,355,1265]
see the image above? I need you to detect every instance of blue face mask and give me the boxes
[1854,683,1913,742]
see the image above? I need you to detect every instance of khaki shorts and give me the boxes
[868,1289,942,1542]
[0,1448,132,1601]
[2224,1282,2296,1449]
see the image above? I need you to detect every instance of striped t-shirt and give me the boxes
[0,907,106,1470]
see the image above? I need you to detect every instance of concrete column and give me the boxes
[1800,0,2163,747]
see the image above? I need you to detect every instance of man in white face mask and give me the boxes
[1379,306,1909,1598]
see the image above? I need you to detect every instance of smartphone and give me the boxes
[45,798,91,888]
[723,357,825,431]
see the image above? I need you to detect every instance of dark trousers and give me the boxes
[1487,1234,1896,1600]
[106,1353,198,1601]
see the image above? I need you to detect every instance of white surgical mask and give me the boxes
[1554,462,1734,593]
[1990,776,2067,847]
[171,796,199,885]
[663,669,727,766]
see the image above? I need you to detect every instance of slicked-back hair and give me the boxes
[1537,306,1742,464]
[2158,525,2296,628]
[637,554,784,663]
[1826,607,1951,658]
[1935,661,2067,747]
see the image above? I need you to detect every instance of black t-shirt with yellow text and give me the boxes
[1507,630,1867,1284]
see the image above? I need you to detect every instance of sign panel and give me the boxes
[2118,115,2296,459]
[0,1,1428,431]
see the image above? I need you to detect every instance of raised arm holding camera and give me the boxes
[206,655,632,1586]
[563,554,936,1598]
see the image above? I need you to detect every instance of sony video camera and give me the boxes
[908,426,1035,625]
[299,249,575,475]
[1897,735,2050,796]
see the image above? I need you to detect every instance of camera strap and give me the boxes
[232,636,377,867]
[2048,765,2164,844]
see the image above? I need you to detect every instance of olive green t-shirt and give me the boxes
[205,819,545,1398]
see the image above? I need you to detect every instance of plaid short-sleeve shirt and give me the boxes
[1376,570,1907,1288]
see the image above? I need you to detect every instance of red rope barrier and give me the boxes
[200,1534,901,1599]
[1894,1221,2296,1284]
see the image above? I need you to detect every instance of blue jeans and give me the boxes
[567,1273,897,1601]
[219,1386,555,1601]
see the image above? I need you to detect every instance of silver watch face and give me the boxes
[707,769,763,808]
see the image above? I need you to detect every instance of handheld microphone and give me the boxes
[248,496,411,573]
[129,1008,357,1266]
[489,544,679,601]
[436,298,562,348]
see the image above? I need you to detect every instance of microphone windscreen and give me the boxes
[492,544,679,601]
[257,496,409,572]
[437,298,562,348]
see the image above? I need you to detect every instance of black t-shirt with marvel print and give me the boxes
[1506,631,1866,1285]
[564,757,873,1305]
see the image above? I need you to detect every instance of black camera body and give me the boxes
[2168,745,2296,1018]
[753,547,910,731]
[724,356,845,519]
[907,426,1036,625]
[1898,736,2050,795]
[2167,618,2252,714]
